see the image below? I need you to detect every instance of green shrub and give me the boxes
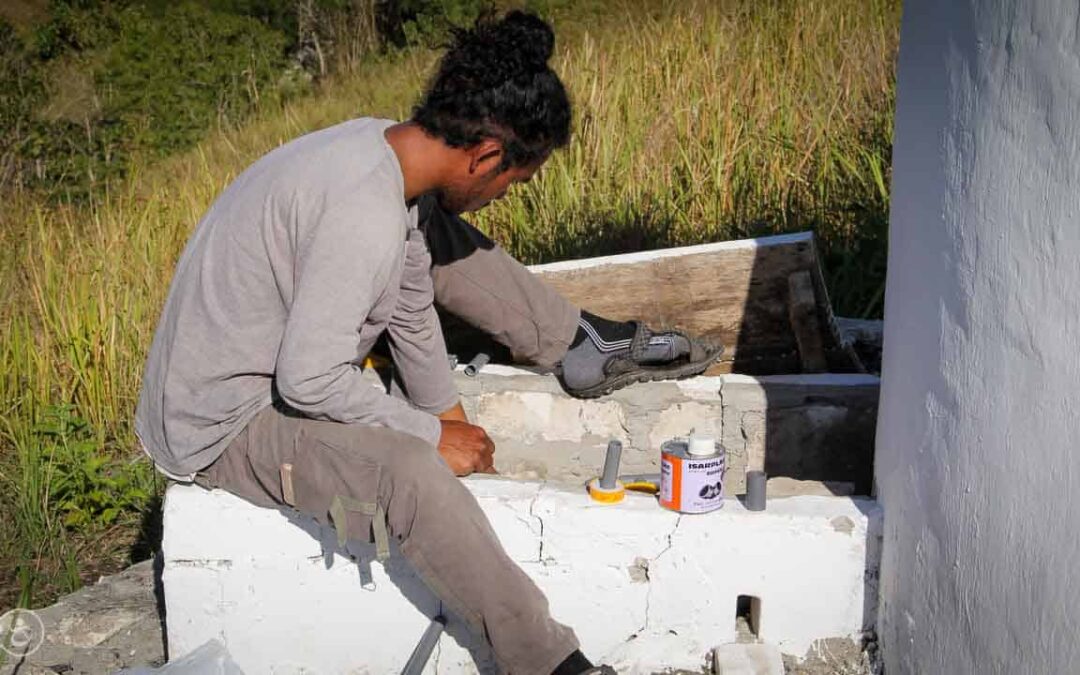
[34,404,152,529]
[3,0,501,199]
[100,3,290,156]
[6,1,293,199]
[0,20,46,191]
[380,0,492,47]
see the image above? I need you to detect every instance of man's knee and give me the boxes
[381,439,452,487]
[378,439,479,543]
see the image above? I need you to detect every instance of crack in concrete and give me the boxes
[640,514,682,634]
[529,482,546,563]
[169,559,233,568]
[616,403,632,438]
[717,378,726,443]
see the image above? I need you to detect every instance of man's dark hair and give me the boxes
[412,11,572,170]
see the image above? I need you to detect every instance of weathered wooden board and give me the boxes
[440,232,863,375]
[787,270,829,373]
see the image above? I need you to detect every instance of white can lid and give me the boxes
[687,433,716,456]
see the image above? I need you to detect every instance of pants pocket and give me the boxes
[285,437,388,562]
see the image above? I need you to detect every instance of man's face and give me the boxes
[436,156,544,215]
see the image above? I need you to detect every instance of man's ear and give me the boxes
[468,138,504,175]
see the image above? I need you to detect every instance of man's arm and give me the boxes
[274,197,442,447]
[437,402,469,422]
[384,226,461,416]
[386,225,496,474]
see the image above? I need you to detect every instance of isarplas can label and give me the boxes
[659,440,726,514]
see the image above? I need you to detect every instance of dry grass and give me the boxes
[0,0,899,609]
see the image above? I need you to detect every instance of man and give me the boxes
[136,10,720,675]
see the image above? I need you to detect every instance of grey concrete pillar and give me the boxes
[876,0,1080,672]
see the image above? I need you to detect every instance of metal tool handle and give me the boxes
[402,616,446,675]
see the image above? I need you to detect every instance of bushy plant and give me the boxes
[6,1,293,198]
[35,404,152,528]
[380,0,492,47]
[0,20,46,191]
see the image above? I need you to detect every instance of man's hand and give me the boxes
[438,420,497,476]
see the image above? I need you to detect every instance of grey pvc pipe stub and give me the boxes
[599,440,623,489]
[745,470,767,511]
[464,352,490,377]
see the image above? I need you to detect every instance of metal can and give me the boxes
[659,437,727,514]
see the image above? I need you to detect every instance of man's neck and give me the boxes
[383,122,452,204]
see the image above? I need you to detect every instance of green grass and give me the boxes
[0,0,899,610]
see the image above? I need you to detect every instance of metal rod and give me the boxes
[464,353,490,377]
[599,440,623,489]
[402,616,446,675]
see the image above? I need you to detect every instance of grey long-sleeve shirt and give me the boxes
[135,117,459,481]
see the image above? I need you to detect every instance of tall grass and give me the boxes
[0,0,899,609]
[476,0,897,317]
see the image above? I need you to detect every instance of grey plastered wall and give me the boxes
[876,0,1080,672]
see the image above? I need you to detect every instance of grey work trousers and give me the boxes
[192,198,582,675]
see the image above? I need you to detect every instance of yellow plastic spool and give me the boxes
[587,478,626,504]
[624,480,659,495]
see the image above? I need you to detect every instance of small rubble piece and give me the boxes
[835,318,883,374]
[0,558,165,675]
[115,638,244,674]
[782,635,881,675]
[711,643,784,675]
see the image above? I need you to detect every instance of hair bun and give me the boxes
[440,10,557,89]
[496,11,555,69]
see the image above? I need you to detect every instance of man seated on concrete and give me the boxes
[135,10,720,675]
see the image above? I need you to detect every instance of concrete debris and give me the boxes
[0,558,165,675]
[115,638,243,675]
[712,643,784,675]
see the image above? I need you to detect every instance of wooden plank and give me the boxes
[787,271,829,373]
[440,233,863,375]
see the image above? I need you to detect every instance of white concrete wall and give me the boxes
[162,482,880,673]
[453,368,879,493]
[876,0,1080,672]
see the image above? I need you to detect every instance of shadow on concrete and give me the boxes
[282,509,501,674]
[129,489,170,661]
[730,235,881,646]
[850,497,884,639]
[731,234,876,496]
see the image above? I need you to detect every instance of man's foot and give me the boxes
[554,311,724,398]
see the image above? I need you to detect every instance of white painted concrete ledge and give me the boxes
[163,477,881,674]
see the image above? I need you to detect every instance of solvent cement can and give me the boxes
[659,437,727,514]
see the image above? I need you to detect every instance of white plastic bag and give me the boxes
[114,638,245,675]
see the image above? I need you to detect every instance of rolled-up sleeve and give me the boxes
[385,226,460,414]
[274,195,442,447]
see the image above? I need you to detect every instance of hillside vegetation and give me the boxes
[0,0,899,611]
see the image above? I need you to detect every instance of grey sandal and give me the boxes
[558,322,724,398]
